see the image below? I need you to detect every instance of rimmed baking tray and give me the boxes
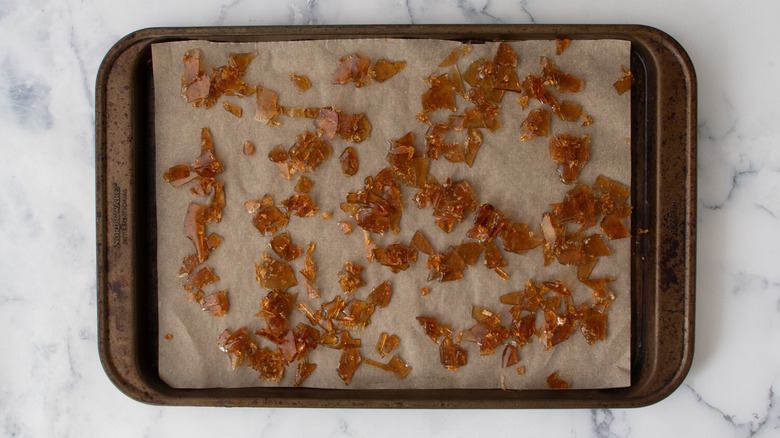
[95,24,696,408]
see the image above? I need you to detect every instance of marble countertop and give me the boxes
[1,0,778,436]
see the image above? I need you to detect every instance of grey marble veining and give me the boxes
[1,0,779,436]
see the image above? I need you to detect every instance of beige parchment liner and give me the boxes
[153,38,631,390]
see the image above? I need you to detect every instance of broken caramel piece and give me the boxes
[222,101,242,118]
[455,242,482,266]
[578,300,610,344]
[178,233,222,276]
[304,280,320,299]
[467,204,507,244]
[364,356,411,379]
[363,230,377,262]
[286,132,332,174]
[248,347,285,383]
[416,316,452,343]
[202,290,228,316]
[270,232,302,261]
[255,252,297,292]
[339,147,358,177]
[337,113,372,143]
[268,145,288,163]
[509,313,536,346]
[314,108,339,140]
[249,195,289,236]
[439,48,460,67]
[294,360,317,386]
[338,221,353,235]
[282,194,318,217]
[337,347,362,386]
[613,66,633,95]
[549,133,590,184]
[338,262,365,294]
[501,345,518,368]
[294,176,313,194]
[520,108,550,141]
[182,266,219,291]
[182,50,256,108]
[373,243,418,273]
[501,221,543,255]
[341,168,403,235]
[429,178,478,233]
[217,327,257,370]
[372,59,407,82]
[422,73,457,113]
[255,84,283,126]
[464,128,483,167]
[540,57,583,93]
[335,300,375,331]
[556,37,571,55]
[410,230,434,256]
[439,337,468,370]
[299,242,317,283]
[386,132,429,188]
[547,372,570,389]
[420,287,430,296]
[483,242,509,279]
[333,54,372,88]
[462,305,509,355]
[426,246,467,283]
[366,281,392,307]
[243,141,255,156]
[256,289,297,336]
[289,74,312,93]
[376,332,399,358]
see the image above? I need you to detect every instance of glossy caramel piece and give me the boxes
[556,38,571,55]
[549,133,590,184]
[426,246,467,283]
[540,57,583,93]
[462,59,503,104]
[247,347,285,383]
[372,59,407,82]
[367,281,392,307]
[268,145,288,162]
[270,232,302,261]
[340,168,403,235]
[613,66,633,95]
[179,233,222,276]
[593,174,630,206]
[546,372,570,389]
[337,113,372,143]
[509,313,536,346]
[501,221,543,255]
[340,147,358,177]
[518,74,562,118]
[222,102,242,118]
[501,345,518,368]
[558,101,583,122]
[455,242,482,266]
[416,316,452,343]
[289,74,312,92]
[601,211,631,240]
[467,204,507,244]
[420,287,430,296]
[464,128,483,167]
[183,203,210,262]
[288,132,332,173]
[164,128,223,185]
[249,195,289,236]
[439,48,460,67]
[314,108,339,140]
[338,262,365,294]
[294,176,313,194]
[337,347,362,386]
[243,141,255,156]
[410,230,434,256]
[335,300,375,331]
[255,252,297,292]
[303,280,320,300]
[364,355,412,379]
[462,306,509,355]
[421,73,457,113]
[321,212,332,220]
[363,230,377,262]
[299,242,317,283]
[329,331,363,349]
[332,54,372,88]
[439,337,468,370]
[520,108,550,141]
[217,327,257,370]
[338,221,353,235]
[202,290,228,316]
[373,243,418,273]
[182,266,219,291]
[294,360,317,386]
[256,289,297,336]
[282,194,318,217]
[386,132,429,188]
[494,43,518,68]
[376,332,399,358]
[430,178,478,233]
[578,300,610,344]
[255,85,283,126]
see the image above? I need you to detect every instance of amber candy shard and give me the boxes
[613,66,634,95]
[217,327,257,370]
[257,289,297,336]
[462,305,509,356]
[501,345,519,368]
[430,178,478,233]
[520,108,550,141]
[255,85,283,126]
[410,230,434,256]
[540,57,583,93]
[578,300,610,344]
[223,102,242,118]
[367,281,392,308]
[294,176,313,194]
[373,243,418,273]
[182,266,219,291]
[202,290,228,316]
[338,262,366,294]
[242,141,255,156]
[455,241,482,266]
[337,112,372,143]
[283,194,319,217]
[338,221,353,235]
[509,313,536,346]
[299,242,317,283]
[376,332,400,358]
[372,59,407,82]
[270,232,302,261]
[427,246,467,283]
[556,38,571,55]
[439,48,460,67]
[416,316,453,343]
[255,252,297,292]
[439,337,468,370]
[464,128,483,167]
[332,54,372,88]
[386,132,429,189]
[289,74,312,92]
[288,132,332,173]
[549,133,590,184]
[547,372,570,389]
[421,73,457,113]
[314,108,339,140]
[467,204,507,245]
[501,221,543,255]
[249,196,289,236]
[268,145,288,163]
[335,300,375,331]
[337,347,362,386]
[341,168,403,235]
[340,147,359,177]
[248,347,286,383]
[294,360,317,386]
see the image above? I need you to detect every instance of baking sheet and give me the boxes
[152,38,631,390]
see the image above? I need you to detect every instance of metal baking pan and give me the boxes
[96,24,696,408]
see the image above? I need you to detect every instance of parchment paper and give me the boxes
[153,38,631,390]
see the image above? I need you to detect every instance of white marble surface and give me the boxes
[1,0,778,436]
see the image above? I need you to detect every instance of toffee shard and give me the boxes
[613,66,633,95]
[332,54,372,87]
[366,281,392,307]
[337,347,362,385]
[373,243,418,273]
[217,327,257,370]
[256,289,297,336]
[376,332,399,358]
[421,73,457,113]
[202,290,228,316]
[549,133,590,184]
[520,108,550,141]
[340,168,403,235]
[255,84,283,126]
[255,252,297,292]
[269,232,302,261]
[289,74,312,92]
[430,178,478,233]
[338,262,365,294]
[546,372,570,389]
[340,147,359,176]
[372,59,407,82]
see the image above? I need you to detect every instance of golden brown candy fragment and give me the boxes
[255,84,283,126]
[217,327,257,370]
[332,54,372,88]
[429,178,478,233]
[373,243,418,273]
[243,141,255,156]
[337,347,362,385]
[202,290,228,316]
[613,66,633,95]
[439,338,468,370]
[366,281,392,307]
[520,108,550,141]
[556,38,571,55]
[549,133,590,184]
[439,48,460,67]
[455,241,482,266]
[247,348,285,383]
[422,73,457,113]
[426,246,467,283]
[386,132,429,188]
[338,262,365,294]
[223,102,242,118]
[255,252,297,292]
[416,316,452,343]
[294,176,313,194]
[337,112,372,143]
[364,356,412,379]
[540,57,583,93]
[340,168,403,235]
[547,372,570,389]
[339,147,358,177]
[314,108,339,140]
[182,266,219,291]
[372,59,407,82]
[282,194,319,217]
[410,230,434,256]
[501,345,518,367]
[256,289,297,336]
[376,332,399,358]
[464,128,483,167]
[248,195,289,236]
[289,74,312,92]
[182,50,257,108]
[294,360,316,386]
[299,242,317,282]
[462,305,509,355]
[268,145,288,163]
[270,232,302,261]
[338,221,353,235]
